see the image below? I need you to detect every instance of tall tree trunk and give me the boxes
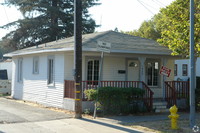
[51,0,59,40]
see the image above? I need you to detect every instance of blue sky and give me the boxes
[0,0,175,39]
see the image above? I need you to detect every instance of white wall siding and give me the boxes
[166,59,175,81]
[64,54,74,80]
[102,57,126,81]
[12,53,65,108]
[64,53,86,80]
[12,57,24,99]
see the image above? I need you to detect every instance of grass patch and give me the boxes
[126,119,200,133]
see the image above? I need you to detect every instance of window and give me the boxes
[47,56,54,85]
[147,61,159,86]
[18,58,23,83]
[87,59,99,85]
[33,57,39,74]
[182,64,188,76]
[174,64,177,76]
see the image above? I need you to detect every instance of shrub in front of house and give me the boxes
[84,87,146,115]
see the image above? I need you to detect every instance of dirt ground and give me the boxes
[127,119,200,133]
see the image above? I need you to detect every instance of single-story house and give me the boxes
[4,30,180,111]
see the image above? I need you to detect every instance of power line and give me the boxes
[1,0,9,24]
[2,5,10,23]
[137,0,155,15]
[141,0,159,11]
[152,0,166,7]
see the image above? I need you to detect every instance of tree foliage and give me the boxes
[123,19,161,41]
[1,0,100,50]
[124,0,200,57]
[156,0,191,56]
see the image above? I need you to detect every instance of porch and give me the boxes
[64,80,154,111]
[64,80,190,112]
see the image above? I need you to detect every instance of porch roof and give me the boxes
[4,30,173,57]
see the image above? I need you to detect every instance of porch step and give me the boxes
[153,101,169,113]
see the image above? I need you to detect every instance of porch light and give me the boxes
[129,62,138,67]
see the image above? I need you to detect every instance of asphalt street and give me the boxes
[0,97,142,133]
[0,97,72,124]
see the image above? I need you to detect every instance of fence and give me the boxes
[64,80,154,111]
[0,80,11,94]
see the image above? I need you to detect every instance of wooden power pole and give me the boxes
[74,0,82,118]
[189,0,196,128]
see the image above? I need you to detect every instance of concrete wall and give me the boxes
[63,98,95,112]
[12,53,65,108]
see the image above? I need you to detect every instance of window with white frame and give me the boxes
[87,59,99,85]
[17,58,23,83]
[47,56,54,85]
[147,61,159,86]
[174,64,177,76]
[182,64,188,76]
[33,57,39,74]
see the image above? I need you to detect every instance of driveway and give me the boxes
[0,97,72,124]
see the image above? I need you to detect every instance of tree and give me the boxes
[123,19,161,41]
[1,0,100,50]
[124,0,200,57]
[155,0,200,57]
[156,0,191,57]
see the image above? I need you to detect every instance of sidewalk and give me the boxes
[1,113,199,133]
[0,118,144,133]
[0,97,199,133]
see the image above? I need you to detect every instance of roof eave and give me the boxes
[4,48,74,57]
[4,47,174,57]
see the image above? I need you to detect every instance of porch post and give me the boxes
[138,57,146,82]
[162,58,167,99]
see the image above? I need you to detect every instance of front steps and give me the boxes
[153,99,169,113]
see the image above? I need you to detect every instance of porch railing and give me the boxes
[64,80,154,111]
[165,81,189,107]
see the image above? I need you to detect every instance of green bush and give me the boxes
[84,87,145,115]
[84,89,98,101]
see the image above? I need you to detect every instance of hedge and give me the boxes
[84,87,145,114]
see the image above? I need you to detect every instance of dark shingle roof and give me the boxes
[4,30,172,57]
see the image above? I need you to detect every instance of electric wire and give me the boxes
[152,0,166,7]
[137,0,155,15]
[1,0,9,24]
[3,5,10,23]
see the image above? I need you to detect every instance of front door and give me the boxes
[127,60,139,81]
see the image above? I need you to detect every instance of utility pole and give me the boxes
[189,0,195,128]
[74,0,82,118]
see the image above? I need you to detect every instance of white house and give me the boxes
[0,59,12,94]
[174,58,200,81]
[0,59,12,80]
[4,31,179,111]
